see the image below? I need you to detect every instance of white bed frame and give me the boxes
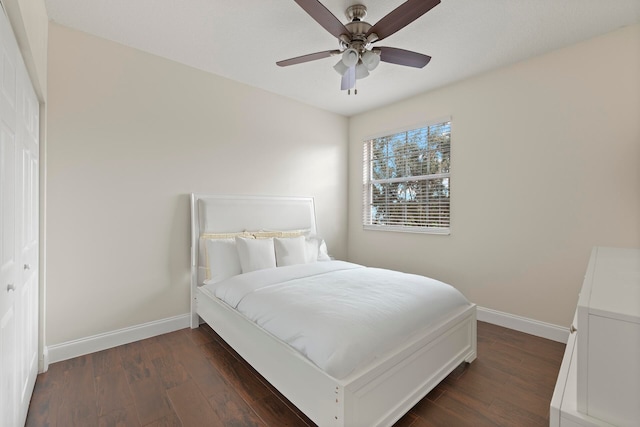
[190,194,477,427]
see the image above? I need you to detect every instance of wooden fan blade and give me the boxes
[294,0,350,39]
[377,47,431,68]
[366,0,440,42]
[277,50,341,67]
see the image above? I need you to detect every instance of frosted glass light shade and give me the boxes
[342,48,359,67]
[355,62,369,79]
[361,50,380,71]
[333,60,349,75]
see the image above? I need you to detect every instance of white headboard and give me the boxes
[190,194,317,327]
[193,194,317,235]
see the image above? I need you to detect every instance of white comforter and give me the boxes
[201,261,470,379]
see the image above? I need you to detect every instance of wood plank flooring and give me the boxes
[26,321,565,426]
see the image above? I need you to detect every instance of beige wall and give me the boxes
[348,24,640,327]
[46,23,349,345]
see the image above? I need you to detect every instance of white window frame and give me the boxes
[362,118,451,235]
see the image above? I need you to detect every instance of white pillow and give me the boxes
[274,236,307,266]
[318,239,331,261]
[235,237,277,273]
[304,235,331,263]
[205,238,242,283]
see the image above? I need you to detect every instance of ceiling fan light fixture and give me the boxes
[355,61,370,79]
[341,48,359,67]
[361,50,381,71]
[276,0,440,93]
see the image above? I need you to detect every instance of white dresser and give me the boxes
[550,247,640,427]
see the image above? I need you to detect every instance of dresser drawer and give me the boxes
[550,312,616,427]
[576,247,640,426]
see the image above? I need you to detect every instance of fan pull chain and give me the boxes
[348,81,358,95]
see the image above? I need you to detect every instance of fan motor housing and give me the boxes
[346,21,371,38]
[344,5,375,48]
[346,4,367,21]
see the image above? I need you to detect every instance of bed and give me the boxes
[190,194,477,426]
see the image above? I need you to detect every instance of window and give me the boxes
[363,119,451,234]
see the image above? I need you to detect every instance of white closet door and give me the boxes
[0,6,39,427]
[0,32,18,426]
[0,6,19,424]
[0,122,18,427]
[16,55,39,425]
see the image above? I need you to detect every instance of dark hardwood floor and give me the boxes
[26,321,565,426]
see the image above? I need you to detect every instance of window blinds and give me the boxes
[363,120,451,233]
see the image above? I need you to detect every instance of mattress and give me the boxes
[200,260,471,379]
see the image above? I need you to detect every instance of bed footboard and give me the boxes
[196,288,476,427]
[340,309,476,426]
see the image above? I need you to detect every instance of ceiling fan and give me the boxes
[277,0,440,94]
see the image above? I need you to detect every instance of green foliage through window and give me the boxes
[363,120,451,233]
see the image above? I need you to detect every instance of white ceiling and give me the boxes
[44,0,640,117]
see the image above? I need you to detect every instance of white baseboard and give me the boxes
[46,314,191,365]
[477,306,569,343]
[40,346,49,373]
